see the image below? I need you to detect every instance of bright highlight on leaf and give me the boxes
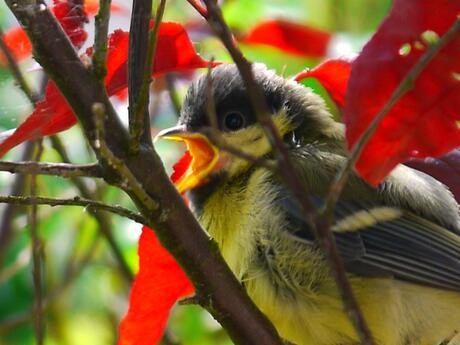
[241,19,332,58]
[0,23,215,157]
[343,0,460,185]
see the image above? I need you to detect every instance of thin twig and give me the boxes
[0,233,101,334]
[185,0,208,18]
[0,161,103,178]
[165,74,181,118]
[205,58,218,130]
[0,28,39,104]
[200,128,277,172]
[29,139,44,345]
[49,135,134,282]
[323,17,460,217]
[130,0,167,153]
[0,195,146,224]
[0,142,35,266]
[92,0,112,80]
[201,2,374,344]
[93,103,159,212]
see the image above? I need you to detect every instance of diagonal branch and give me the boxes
[92,0,112,80]
[6,2,284,344]
[0,28,39,104]
[201,1,374,344]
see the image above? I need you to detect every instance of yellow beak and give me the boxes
[155,125,220,193]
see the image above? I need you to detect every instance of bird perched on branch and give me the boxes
[157,64,460,345]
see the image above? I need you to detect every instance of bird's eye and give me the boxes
[223,111,246,131]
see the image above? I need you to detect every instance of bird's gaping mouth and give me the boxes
[155,125,220,193]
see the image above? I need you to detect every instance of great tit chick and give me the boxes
[159,64,460,345]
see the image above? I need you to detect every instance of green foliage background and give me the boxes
[0,0,390,344]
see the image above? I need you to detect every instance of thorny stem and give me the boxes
[0,195,146,224]
[0,28,39,104]
[0,161,103,178]
[201,1,374,344]
[29,140,44,345]
[323,17,460,217]
[130,0,167,153]
[92,0,112,80]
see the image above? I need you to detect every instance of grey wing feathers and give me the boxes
[277,192,460,291]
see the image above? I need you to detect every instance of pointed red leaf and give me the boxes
[344,0,460,185]
[118,227,194,345]
[241,19,332,58]
[0,23,215,157]
[295,58,352,108]
[0,82,76,157]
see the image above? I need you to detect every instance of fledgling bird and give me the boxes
[157,64,460,345]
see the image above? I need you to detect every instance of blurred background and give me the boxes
[0,0,391,344]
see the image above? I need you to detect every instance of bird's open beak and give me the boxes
[155,125,220,193]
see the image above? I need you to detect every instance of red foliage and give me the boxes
[118,227,194,345]
[242,19,332,58]
[0,27,32,65]
[0,23,214,157]
[344,0,460,185]
[0,0,124,66]
[295,58,352,108]
[51,0,88,49]
[104,23,218,96]
[118,158,194,345]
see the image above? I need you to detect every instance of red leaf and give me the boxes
[0,0,88,66]
[241,19,332,58]
[344,0,460,185]
[118,227,194,345]
[0,23,214,157]
[0,82,76,158]
[106,23,218,95]
[51,0,88,49]
[295,58,352,108]
[0,27,32,65]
